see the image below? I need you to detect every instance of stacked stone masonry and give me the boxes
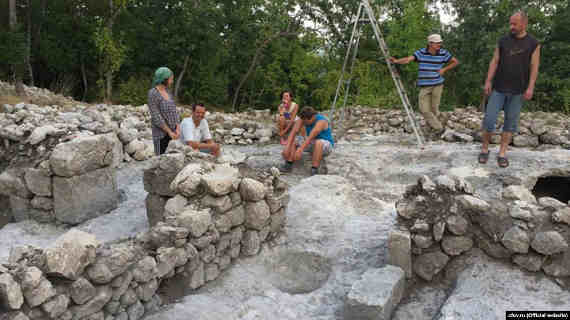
[0,143,289,320]
[0,134,119,225]
[390,174,570,282]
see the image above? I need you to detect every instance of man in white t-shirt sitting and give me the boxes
[180,103,220,157]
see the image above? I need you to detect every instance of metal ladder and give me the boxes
[329,0,425,147]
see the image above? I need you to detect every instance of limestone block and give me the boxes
[345,265,406,320]
[266,190,290,214]
[68,285,112,319]
[145,193,168,227]
[21,272,56,307]
[201,165,240,196]
[86,245,137,285]
[441,236,473,256]
[239,178,266,201]
[531,231,568,255]
[0,273,24,310]
[176,208,212,238]
[270,208,286,234]
[0,169,32,198]
[117,127,137,144]
[501,227,530,253]
[0,312,29,320]
[412,234,433,249]
[552,207,570,226]
[45,229,98,280]
[127,300,145,320]
[188,261,205,289]
[101,132,124,168]
[201,194,232,214]
[53,167,118,225]
[455,195,491,212]
[244,200,270,230]
[70,278,96,305]
[24,168,51,197]
[538,197,567,210]
[513,135,539,148]
[388,230,412,278]
[512,253,545,272]
[111,271,133,301]
[241,230,260,256]
[136,279,158,302]
[433,221,445,242]
[50,135,114,177]
[169,163,203,197]
[41,294,70,319]
[413,251,449,281]
[132,257,158,283]
[9,196,51,223]
[446,215,469,235]
[502,185,537,204]
[226,205,245,227]
[205,263,220,282]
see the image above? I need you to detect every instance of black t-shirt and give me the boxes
[494,34,539,94]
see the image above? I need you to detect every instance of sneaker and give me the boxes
[280,162,293,173]
[310,167,318,176]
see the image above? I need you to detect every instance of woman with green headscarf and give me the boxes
[148,67,180,155]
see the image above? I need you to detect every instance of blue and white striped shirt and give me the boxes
[413,48,453,87]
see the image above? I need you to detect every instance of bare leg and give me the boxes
[282,119,303,160]
[481,131,491,153]
[311,140,324,168]
[498,132,512,157]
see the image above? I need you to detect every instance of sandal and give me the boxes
[497,156,509,168]
[478,151,490,164]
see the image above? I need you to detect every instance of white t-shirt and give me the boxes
[180,117,212,143]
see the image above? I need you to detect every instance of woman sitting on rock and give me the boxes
[276,90,299,145]
[148,67,180,155]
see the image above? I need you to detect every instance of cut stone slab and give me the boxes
[345,265,406,320]
[53,167,118,225]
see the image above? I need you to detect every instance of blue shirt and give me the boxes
[305,114,334,146]
[413,48,452,87]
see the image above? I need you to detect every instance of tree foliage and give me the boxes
[0,0,568,114]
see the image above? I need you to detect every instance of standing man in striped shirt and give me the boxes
[390,34,459,133]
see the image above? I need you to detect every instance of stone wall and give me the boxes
[0,147,289,320]
[0,134,120,225]
[336,106,570,148]
[389,174,570,282]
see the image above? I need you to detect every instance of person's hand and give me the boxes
[484,81,492,96]
[169,130,179,140]
[438,68,446,76]
[523,87,534,100]
[294,149,303,161]
[389,57,397,64]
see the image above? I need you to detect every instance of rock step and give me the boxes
[345,265,406,320]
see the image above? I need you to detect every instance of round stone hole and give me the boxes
[532,176,570,204]
[266,251,332,294]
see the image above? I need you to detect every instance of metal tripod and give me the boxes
[329,0,425,146]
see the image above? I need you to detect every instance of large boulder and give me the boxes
[413,251,449,281]
[531,231,568,255]
[53,167,118,224]
[0,169,32,198]
[49,135,115,177]
[388,230,412,278]
[24,168,52,197]
[45,229,99,280]
[201,165,240,196]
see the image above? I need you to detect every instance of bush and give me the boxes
[117,76,149,106]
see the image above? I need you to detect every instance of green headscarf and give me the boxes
[152,67,173,86]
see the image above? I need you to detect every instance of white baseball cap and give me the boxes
[427,34,443,43]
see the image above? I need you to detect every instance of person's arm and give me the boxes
[298,120,327,152]
[524,45,541,100]
[439,57,459,75]
[484,47,500,96]
[390,55,415,65]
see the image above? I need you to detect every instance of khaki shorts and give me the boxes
[295,136,333,156]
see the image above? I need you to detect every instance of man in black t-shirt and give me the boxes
[479,11,540,168]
